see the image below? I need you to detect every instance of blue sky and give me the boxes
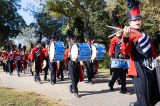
[18,0,41,25]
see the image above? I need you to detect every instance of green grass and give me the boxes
[0,87,61,106]
[98,68,110,74]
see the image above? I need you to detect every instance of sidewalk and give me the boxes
[0,69,159,106]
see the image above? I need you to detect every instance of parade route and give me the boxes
[0,69,159,106]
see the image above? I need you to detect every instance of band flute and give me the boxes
[107,23,139,38]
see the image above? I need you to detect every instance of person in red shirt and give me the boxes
[7,46,15,75]
[108,10,128,93]
[15,49,22,77]
[108,30,127,93]
[0,47,8,72]
[42,41,49,81]
[31,40,44,83]
[122,0,160,106]
[64,45,70,73]
[27,53,34,76]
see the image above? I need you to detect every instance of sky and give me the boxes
[18,0,41,25]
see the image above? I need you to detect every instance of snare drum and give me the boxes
[124,59,130,69]
[70,43,91,61]
[91,43,106,60]
[49,41,65,62]
[110,59,125,68]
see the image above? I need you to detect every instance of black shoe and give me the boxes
[18,74,20,77]
[37,80,42,84]
[108,83,114,91]
[117,80,121,85]
[44,78,47,81]
[88,81,94,85]
[50,81,56,85]
[120,87,127,94]
[57,76,60,79]
[31,72,34,76]
[74,93,80,98]
[129,102,135,106]
[69,86,73,93]
[34,77,37,82]
[50,81,54,85]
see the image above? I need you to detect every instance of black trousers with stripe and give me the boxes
[68,60,80,94]
[133,62,160,106]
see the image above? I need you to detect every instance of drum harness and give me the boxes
[137,32,160,70]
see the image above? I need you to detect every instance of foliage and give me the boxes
[34,11,66,40]
[0,0,26,46]
[40,0,160,68]
[141,3,160,35]
[45,0,112,44]
[88,0,111,47]
[15,25,39,51]
[45,0,78,28]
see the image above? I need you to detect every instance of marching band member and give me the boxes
[67,29,82,98]
[21,45,27,74]
[0,46,8,72]
[7,46,15,75]
[42,41,49,81]
[84,31,95,85]
[108,11,127,94]
[57,61,64,81]
[56,31,64,81]
[64,45,70,77]
[31,40,44,83]
[15,44,22,77]
[122,0,160,105]
[27,53,34,76]
[49,35,58,85]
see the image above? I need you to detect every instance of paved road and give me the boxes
[0,69,159,106]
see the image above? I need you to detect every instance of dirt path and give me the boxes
[0,69,159,106]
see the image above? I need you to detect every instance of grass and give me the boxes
[0,87,61,106]
[98,68,109,73]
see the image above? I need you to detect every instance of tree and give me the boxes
[14,26,39,51]
[0,0,26,46]
[106,0,160,35]
[34,11,66,40]
[45,0,113,44]
[45,0,78,28]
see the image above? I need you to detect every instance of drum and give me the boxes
[70,43,91,61]
[32,61,35,72]
[124,59,130,69]
[42,60,47,70]
[49,41,65,62]
[110,59,125,68]
[91,43,106,60]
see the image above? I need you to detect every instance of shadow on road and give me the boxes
[79,86,135,97]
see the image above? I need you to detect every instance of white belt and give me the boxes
[142,57,160,70]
